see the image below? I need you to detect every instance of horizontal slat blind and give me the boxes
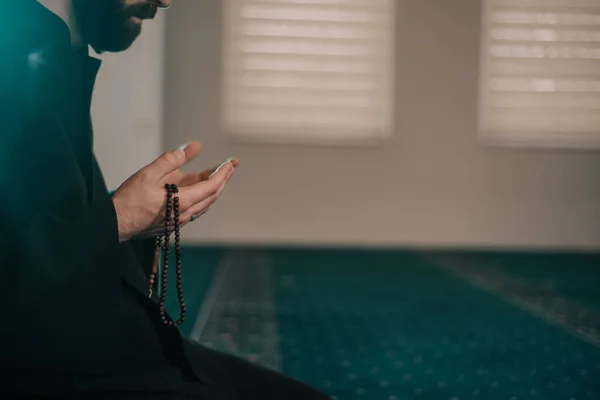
[479,0,600,147]
[220,0,395,144]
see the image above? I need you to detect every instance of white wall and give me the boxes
[163,0,600,251]
[86,1,600,252]
[92,14,166,190]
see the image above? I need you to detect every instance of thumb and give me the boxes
[149,142,200,180]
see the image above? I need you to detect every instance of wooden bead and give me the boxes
[152,183,186,327]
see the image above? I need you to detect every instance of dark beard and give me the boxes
[72,0,158,53]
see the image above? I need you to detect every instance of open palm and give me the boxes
[162,142,239,188]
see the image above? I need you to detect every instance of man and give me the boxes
[0,1,330,399]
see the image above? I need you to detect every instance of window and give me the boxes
[479,0,600,148]
[220,0,396,145]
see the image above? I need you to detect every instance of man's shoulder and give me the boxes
[0,7,40,159]
[0,1,37,44]
[0,1,60,63]
[0,5,37,90]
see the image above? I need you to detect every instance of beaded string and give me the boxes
[148,183,186,327]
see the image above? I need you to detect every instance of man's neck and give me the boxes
[36,0,85,48]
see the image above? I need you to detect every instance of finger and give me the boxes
[225,157,240,168]
[209,157,238,179]
[181,141,202,163]
[203,157,240,180]
[179,157,239,186]
[208,159,235,183]
[146,142,202,180]
[183,166,236,220]
[182,170,233,221]
[179,161,233,207]
[178,171,207,187]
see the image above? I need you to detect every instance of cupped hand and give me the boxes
[111,142,238,243]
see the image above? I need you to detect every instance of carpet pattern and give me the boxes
[175,247,600,400]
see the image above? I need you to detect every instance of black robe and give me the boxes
[0,1,217,396]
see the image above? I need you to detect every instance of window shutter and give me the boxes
[220,0,396,145]
[479,0,600,148]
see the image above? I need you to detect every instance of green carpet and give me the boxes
[177,247,600,399]
[447,251,600,312]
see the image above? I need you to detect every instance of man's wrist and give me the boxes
[111,191,132,243]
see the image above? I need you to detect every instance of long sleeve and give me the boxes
[0,57,129,378]
[0,2,176,383]
[0,94,121,317]
[0,33,121,319]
